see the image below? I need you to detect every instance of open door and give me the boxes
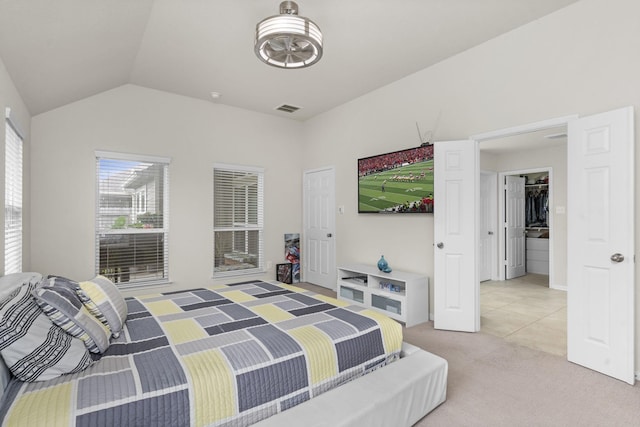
[434,140,479,332]
[567,106,635,384]
[505,175,526,279]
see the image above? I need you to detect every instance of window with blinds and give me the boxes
[213,164,264,276]
[4,118,22,275]
[96,151,170,287]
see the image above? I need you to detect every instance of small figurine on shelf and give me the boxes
[377,255,392,273]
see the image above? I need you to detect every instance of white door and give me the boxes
[505,176,526,279]
[434,140,479,332]
[479,172,495,281]
[567,106,635,384]
[303,167,336,289]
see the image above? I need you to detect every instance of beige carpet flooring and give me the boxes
[407,322,639,426]
[294,282,640,427]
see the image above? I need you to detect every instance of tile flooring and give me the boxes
[296,275,567,357]
[481,274,567,356]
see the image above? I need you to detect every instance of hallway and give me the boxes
[480,274,567,356]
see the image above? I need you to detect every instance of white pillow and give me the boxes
[0,273,42,388]
[0,279,94,382]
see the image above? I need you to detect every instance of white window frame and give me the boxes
[4,108,23,275]
[213,163,264,278]
[95,150,170,288]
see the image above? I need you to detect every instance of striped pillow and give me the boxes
[33,278,111,353]
[0,280,94,382]
[79,276,127,338]
[47,275,111,335]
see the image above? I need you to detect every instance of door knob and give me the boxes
[327,233,332,238]
[610,253,624,263]
[437,242,444,249]
[488,231,494,235]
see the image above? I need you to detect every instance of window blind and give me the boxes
[213,164,264,276]
[95,151,170,287]
[4,119,22,274]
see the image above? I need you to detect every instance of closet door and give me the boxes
[479,171,496,282]
[505,176,526,279]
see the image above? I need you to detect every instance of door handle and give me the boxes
[610,253,624,263]
[488,231,494,235]
[436,242,444,249]
[327,233,332,238]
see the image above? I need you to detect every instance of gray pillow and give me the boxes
[78,276,127,338]
[0,280,93,382]
[33,277,111,354]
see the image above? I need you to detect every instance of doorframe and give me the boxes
[472,115,578,141]
[465,112,637,383]
[471,115,577,330]
[498,167,555,287]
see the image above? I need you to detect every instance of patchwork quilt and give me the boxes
[0,280,403,426]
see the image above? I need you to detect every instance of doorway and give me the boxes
[478,127,566,356]
[435,109,635,384]
[478,127,567,290]
[500,168,553,284]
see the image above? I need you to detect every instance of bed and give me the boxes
[0,273,447,426]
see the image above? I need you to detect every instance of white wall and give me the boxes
[301,0,640,368]
[0,55,30,274]
[24,0,640,372]
[30,84,303,295]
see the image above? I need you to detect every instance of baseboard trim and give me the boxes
[550,283,567,291]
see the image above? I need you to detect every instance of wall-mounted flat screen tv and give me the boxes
[358,145,434,214]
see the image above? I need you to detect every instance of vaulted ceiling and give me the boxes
[0,0,579,120]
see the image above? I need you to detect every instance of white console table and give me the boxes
[337,264,429,327]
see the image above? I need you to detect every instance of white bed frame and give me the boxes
[255,342,448,427]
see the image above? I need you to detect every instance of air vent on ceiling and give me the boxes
[276,104,301,113]
[543,132,568,139]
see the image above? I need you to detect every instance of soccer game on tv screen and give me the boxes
[357,145,434,214]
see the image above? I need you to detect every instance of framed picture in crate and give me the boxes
[284,233,300,283]
[276,263,293,284]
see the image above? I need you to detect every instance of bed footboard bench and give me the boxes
[254,342,448,427]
